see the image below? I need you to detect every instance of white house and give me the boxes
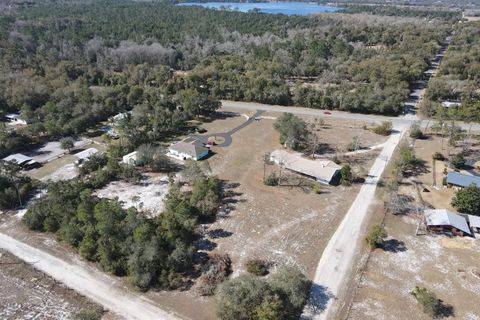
[168,137,209,161]
[122,151,138,166]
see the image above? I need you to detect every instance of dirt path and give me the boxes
[301,124,407,320]
[0,233,181,320]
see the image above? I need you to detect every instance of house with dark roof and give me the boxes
[446,172,480,189]
[424,209,472,237]
[168,137,209,161]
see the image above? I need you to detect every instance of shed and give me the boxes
[122,151,138,166]
[75,148,99,160]
[425,209,472,236]
[2,153,38,169]
[270,149,341,185]
[467,215,480,234]
[446,172,480,189]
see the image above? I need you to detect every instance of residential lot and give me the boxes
[347,132,480,320]
[0,249,105,319]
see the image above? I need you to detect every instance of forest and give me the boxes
[0,1,456,160]
[420,21,480,122]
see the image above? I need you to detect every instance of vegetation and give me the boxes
[432,152,445,161]
[197,253,232,296]
[246,259,269,276]
[340,165,353,186]
[366,225,387,249]
[373,121,393,136]
[409,122,424,139]
[449,153,465,169]
[0,160,36,209]
[215,266,310,320]
[274,113,308,150]
[60,137,75,153]
[451,184,480,216]
[394,143,420,176]
[340,5,461,22]
[22,168,223,291]
[411,286,452,318]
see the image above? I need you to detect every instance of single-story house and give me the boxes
[2,153,38,169]
[168,137,209,161]
[446,172,480,189]
[467,215,480,234]
[270,149,341,185]
[122,151,138,166]
[425,209,472,237]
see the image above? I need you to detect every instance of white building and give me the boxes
[270,149,341,185]
[168,137,209,161]
[122,151,138,166]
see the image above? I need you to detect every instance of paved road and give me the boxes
[221,100,480,132]
[0,233,181,320]
[195,109,264,147]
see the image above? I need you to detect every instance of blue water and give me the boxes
[101,125,113,132]
[177,2,341,15]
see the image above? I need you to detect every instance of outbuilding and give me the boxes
[270,149,341,185]
[2,153,38,169]
[424,209,472,237]
[446,172,480,189]
[467,215,480,234]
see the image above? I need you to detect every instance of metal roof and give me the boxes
[2,153,34,165]
[270,149,341,184]
[425,209,472,235]
[75,148,99,160]
[468,215,480,229]
[446,172,480,188]
[169,138,209,158]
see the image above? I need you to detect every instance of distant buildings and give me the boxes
[270,149,341,185]
[168,137,209,161]
[2,153,38,169]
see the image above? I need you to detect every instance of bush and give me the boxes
[73,310,103,320]
[373,121,392,136]
[409,122,424,139]
[450,154,465,169]
[246,259,269,276]
[411,286,442,317]
[451,184,480,216]
[366,225,387,249]
[197,253,232,296]
[264,173,279,186]
[312,184,321,194]
[432,152,445,161]
[340,165,353,186]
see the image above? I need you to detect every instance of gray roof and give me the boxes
[446,172,480,188]
[467,215,480,229]
[425,209,472,235]
[75,148,99,160]
[3,153,34,165]
[169,138,208,158]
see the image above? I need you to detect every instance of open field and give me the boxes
[0,249,105,320]
[346,133,480,320]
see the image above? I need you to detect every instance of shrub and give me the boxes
[197,127,207,133]
[312,184,322,194]
[340,165,353,186]
[246,259,269,276]
[73,310,103,320]
[450,154,465,169]
[451,184,480,216]
[409,122,424,139]
[373,121,392,136]
[197,253,232,296]
[366,225,387,249]
[432,152,445,161]
[411,286,441,317]
[264,173,279,186]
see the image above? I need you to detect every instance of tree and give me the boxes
[451,184,480,216]
[366,225,387,249]
[449,153,465,169]
[136,143,173,172]
[394,143,419,176]
[268,266,310,313]
[274,113,307,150]
[340,165,353,186]
[60,137,75,153]
[373,121,392,136]
[411,286,443,317]
[409,122,424,139]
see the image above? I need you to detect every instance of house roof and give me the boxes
[446,172,480,188]
[468,215,480,229]
[270,149,341,183]
[75,148,99,160]
[425,209,472,235]
[2,153,34,165]
[169,138,208,158]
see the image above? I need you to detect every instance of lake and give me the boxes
[177,2,342,16]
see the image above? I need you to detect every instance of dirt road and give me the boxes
[0,233,181,320]
[301,124,407,320]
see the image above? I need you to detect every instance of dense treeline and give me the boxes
[23,164,222,290]
[420,22,480,122]
[340,5,461,22]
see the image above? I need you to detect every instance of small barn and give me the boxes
[122,151,138,166]
[2,153,38,169]
[270,149,341,185]
[467,215,480,234]
[446,172,480,189]
[74,148,100,165]
[424,209,472,237]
